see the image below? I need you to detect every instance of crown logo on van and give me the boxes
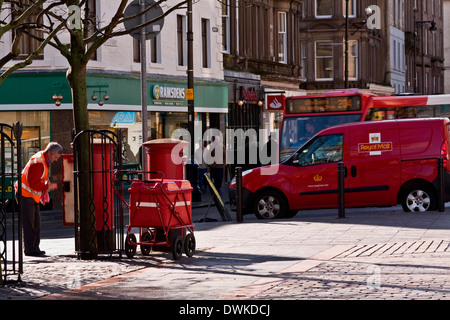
[314,174,323,182]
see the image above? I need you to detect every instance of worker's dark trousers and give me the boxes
[21,196,41,254]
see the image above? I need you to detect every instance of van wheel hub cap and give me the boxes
[257,196,280,219]
[406,190,431,212]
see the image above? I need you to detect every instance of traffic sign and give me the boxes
[123,0,164,40]
[185,88,194,101]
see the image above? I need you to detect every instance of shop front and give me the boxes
[0,70,228,209]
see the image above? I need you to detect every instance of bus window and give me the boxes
[365,105,442,121]
[279,113,361,162]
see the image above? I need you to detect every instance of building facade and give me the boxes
[0,0,227,161]
[0,0,228,209]
[389,0,407,94]
[445,0,450,93]
[405,0,444,94]
[223,0,305,155]
[299,0,394,94]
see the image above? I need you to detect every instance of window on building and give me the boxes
[150,34,160,64]
[133,38,140,63]
[315,41,333,80]
[301,41,307,78]
[11,0,44,60]
[342,0,356,17]
[202,18,210,68]
[222,0,230,53]
[86,0,97,61]
[278,12,287,63]
[133,36,159,64]
[177,15,186,66]
[393,40,397,69]
[316,0,333,17]
[346,40,358,79]
[432,32,436,57]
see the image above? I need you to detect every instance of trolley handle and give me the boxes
[113,169,165,183]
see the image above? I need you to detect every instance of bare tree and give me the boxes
[48,0,188,259]
[1,0,190,260]
[0,0,65,84]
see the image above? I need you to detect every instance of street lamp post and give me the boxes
[344,0,349,88]
[140,0,149,171]
[414,8,437,93]
[186,0,201,202]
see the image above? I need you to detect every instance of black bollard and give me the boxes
[437,157,445,212]
[235,166,243,222]
[338,162,345,218]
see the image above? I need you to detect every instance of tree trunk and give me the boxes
[67,28,97,259]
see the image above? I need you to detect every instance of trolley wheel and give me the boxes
[184,233,196,257]
[125,233,137,258]
[171,235,183,260]
[141,231,153,256]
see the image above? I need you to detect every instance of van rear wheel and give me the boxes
[401,185,436,213]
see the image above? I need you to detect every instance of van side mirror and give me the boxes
[292,153,299,164]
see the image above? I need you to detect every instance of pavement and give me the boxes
[2,185,450,308]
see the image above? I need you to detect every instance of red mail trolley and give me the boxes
[115,171,195,260]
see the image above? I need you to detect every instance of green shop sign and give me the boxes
[151,84,186,107]
[0,72,228,112]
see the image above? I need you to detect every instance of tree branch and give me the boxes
[0,17,66,85]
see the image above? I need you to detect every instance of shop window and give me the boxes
[0,111,50,167]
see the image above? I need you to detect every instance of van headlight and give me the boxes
[230,169,253,186]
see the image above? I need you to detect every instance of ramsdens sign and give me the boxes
[152,84,186,106]
[152,84,185,99]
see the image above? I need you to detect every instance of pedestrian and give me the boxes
[244,134,260,170]
[261,134,278,165]
[15,142,63,257]
[208,135,226,192]
[195,140,208,190]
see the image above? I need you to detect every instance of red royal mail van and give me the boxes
[229,118,450,219]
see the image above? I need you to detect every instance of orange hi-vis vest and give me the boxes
[17,151,49,203]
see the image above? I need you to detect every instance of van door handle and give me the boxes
[351,166,357,177]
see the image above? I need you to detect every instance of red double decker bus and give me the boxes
[279,89,450,162]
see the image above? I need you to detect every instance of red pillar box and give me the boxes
[143,139,188,180]
[92,141,116,252]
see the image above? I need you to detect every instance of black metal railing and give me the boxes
[72,129,123,259]
[0,122,22,285]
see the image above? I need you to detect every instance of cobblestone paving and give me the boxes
[1,254,151,299]
[254,241,450,300]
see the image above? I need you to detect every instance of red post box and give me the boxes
[62,154,75,226]
[143,139,188,180]
[92,141,115,252]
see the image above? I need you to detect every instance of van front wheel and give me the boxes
[401,185,436,213]
[253,190,288,219]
